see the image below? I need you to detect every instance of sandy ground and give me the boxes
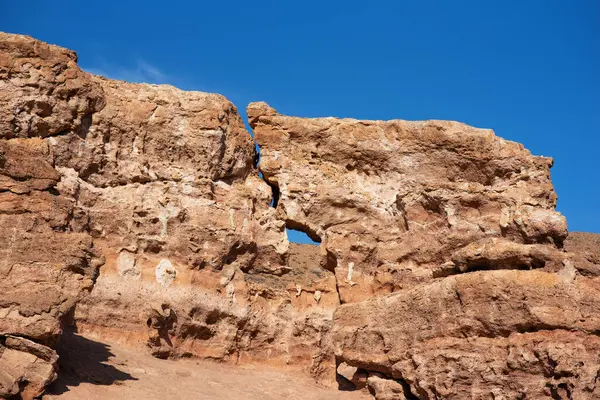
[43,332,370,400]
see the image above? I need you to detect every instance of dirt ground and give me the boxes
[43,332,370,400]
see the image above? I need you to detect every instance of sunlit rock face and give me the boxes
[332,270,600,399]
[2,31,599,400]
[250,102,600,398]
[58,66,338,381]
[0,32,339,399]
[0,32,104,400]
[249,101,567,303]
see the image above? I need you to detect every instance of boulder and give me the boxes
[0,336,59,400]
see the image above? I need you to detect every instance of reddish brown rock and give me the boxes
[0,336,59,400]
[250,103,600,398]
[249,102,567,303]
[566,232,600,264]
[58,78,338,380]
[332,270,600,398]
[366,373,406,400]
[1,33,339,397]
[36,54,339,381]
[0,32,104,398]
[3,32,599,400]
[0,33,104,139]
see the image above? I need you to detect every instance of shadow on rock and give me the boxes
[46,330,137,395]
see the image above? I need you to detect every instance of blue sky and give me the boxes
[3,0,598,243]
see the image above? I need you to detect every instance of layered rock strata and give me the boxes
[2,32,599,400]
[1,32,340,398]
[250,103,599,398]
[0,33,104,399]
[62,79,339,378]
[249,102,568,303]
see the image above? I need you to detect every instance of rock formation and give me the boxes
[250,103,600,398]
[1,32,340,398]
[249,102,568,302]
[0,33,104,399]
[61,77,339,377]
[1,32,599,399]
[565,231,600,267]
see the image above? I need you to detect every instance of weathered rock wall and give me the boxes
[249,103,600,398]
[249,102,568,303]
[566,231,600,265]
[2,32,599,400]
[59,77,339,378]
[0,32,104,399]
[0,33,338,398]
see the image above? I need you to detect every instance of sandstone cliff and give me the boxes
[250,103,600,398]
[1,32,339,398]
[1,32,599,399]
[0,33,105,399]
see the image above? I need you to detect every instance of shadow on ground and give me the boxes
[46,329,137,395]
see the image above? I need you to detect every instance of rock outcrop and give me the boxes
[0,33,104,399]
[61,79,339,378]
[250,103,600,398]
[1,33,342,397]
[2,32,599,399]
[333,270,600,398]
[249,102,568,303]
[566,231,600,266]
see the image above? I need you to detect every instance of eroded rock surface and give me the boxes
[251,103,600,398]
[0,336,59,399]
[1,33,342,397]
[566,231,600,266]
[249,102,567,303]
[0,32,104,399]
[60,78,339,380]
[2,32,599,400]
[333,270,600,398]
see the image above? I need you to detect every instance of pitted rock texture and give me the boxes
[332,270,600,398]
[2,32,599,400]
[60,77,338,379]
[566,232,600,265]
[0,33,104,139]
[0,32,104,399]
[1,33,341,397]
[250,102,600,398]
[249,102,568,303]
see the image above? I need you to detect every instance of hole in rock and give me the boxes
[286,222,321,245]
[286,228,320,245]
[242,107,319,247]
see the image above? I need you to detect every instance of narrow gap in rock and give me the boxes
[268,180,280,208]
[400,379,420,400]
[285,221,321,244]
[327,251,343,304]
[243,110,320,248]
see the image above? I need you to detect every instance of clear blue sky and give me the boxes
[3,1,598,243]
